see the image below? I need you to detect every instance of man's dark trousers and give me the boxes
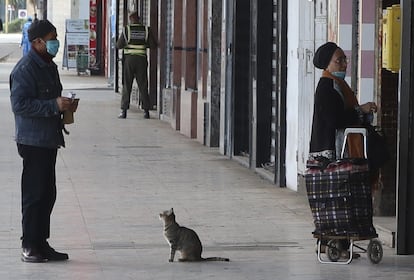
[17,144,57,248]
[121,54,150,111]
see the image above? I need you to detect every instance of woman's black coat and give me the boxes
[310,77,359,154]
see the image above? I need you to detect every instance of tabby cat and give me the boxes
[159,208,229,262]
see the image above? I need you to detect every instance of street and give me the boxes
[0,36,413,280]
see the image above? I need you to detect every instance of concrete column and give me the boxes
[182,0,197,90]
[206,0,222,147]
[173,0,183,87]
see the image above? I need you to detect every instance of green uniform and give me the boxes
[117,24,154,111]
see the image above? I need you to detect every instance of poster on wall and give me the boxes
[62,19,90,70]
[89,0,98,69]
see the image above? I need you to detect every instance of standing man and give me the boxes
[10,19,75,263]
[116,11,157,119]
[20,17,33,56]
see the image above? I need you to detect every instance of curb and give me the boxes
[0,54,10,62]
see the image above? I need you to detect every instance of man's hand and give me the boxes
[56,97,74,112]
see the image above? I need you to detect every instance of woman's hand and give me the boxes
[359,102,377,114]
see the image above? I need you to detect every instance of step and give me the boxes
[374,217,396,248]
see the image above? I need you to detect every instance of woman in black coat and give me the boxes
[309,42,378,257]
[309,42,377,160]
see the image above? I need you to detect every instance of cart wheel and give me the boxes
[367,239,383,264]
[327,240,342,262]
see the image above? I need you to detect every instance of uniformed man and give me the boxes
[117,12,157,119]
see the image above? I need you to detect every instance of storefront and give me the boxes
[118,0,414,255]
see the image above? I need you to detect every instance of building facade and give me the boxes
[132,0,412,255]
[36,0,414,255]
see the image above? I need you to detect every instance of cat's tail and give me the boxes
[203,257,230,262]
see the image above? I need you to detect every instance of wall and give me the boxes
[338,0,375,103]
[47,0,89,65]
[285,0,300,191]
[25,0,36,19]
[360,0,376,104]
[48,0,72,64]
[79,0,90,19]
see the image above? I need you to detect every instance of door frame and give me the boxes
[397,0,414,255]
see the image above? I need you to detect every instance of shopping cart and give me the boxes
[306,128,383,264]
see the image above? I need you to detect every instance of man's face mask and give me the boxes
[41,39,60,57]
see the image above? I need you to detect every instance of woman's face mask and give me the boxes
[331,71,346,80]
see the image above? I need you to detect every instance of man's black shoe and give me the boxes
[118,110,127,119]
[41,243,69,261]
[144,110,150,119]
[21,248,48,263]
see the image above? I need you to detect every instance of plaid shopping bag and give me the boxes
[349,171,377,236]
[308,196,353,235]
[306,158,375,236]
[306,169,353,235]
